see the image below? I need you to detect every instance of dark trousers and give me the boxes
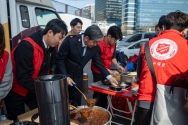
[68,76,83,106]
[68,86,82,106]
[134,106,152,125]
[4,91,38,116]
[92,71,108,108]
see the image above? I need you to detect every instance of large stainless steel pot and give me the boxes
[34,74,69,125]
[120,72,137,84]
[77,106,112,125]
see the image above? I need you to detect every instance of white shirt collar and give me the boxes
[43,38,48,48]
[81,35,86,47]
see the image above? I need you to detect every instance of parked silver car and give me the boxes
[116,32,155,49]
[117,39,149,59]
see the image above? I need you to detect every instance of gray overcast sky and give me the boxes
[54,0,95,8]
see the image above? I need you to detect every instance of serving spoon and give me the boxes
[73,83,87,101]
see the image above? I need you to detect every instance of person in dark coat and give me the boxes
[58,18,83,50]
[4,19,68,116]
[56,25,118,106]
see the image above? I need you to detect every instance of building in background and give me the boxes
[121,0,136,35]
[95,0,122,27]
[85,4,95,23]
[122,0,188,35]
[51,0,92,32]
[52,0,91,19]
[136,0,188,33]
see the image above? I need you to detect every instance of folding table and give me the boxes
[89,82,138,125]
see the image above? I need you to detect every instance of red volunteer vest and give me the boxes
[0,50,9,82]
[11,37,44,97]
[137,30,188,102]
[91,37,115,73]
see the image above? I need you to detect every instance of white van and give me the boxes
[0,0,60,52]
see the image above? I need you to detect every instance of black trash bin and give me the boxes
[34,74,69,125]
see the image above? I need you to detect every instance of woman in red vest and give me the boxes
[0,23,13,115]
[91,26,125,108]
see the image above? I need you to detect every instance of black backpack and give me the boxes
[116,51,127,67]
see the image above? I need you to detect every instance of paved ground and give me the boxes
[82,61,131,125]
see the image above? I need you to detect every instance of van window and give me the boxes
[20,5,30,28]
[127,34,142,43]
[35,8,58,29]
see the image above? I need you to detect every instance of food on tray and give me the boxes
[113,75,120,82]
[120,84,126,86]
[109,85,122,91]
[101,79,111,85]
[79,108,91,118]
[86,98,96,107]
[120,83,127,87]
[0,120,14,125]
[120,83,127,89]
[71,108,110,125]
[128,72,137,76]
[113,75,120,78]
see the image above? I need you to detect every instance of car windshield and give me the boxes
[123,37,129,41]
[35,8,58,29]
[118,37,129,42]
[126,34,142,43]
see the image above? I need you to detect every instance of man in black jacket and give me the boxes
[4,19,68,116]
[56,25,118,105]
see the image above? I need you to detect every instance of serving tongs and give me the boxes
[69,104,79,111]
[69,104,79,115]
